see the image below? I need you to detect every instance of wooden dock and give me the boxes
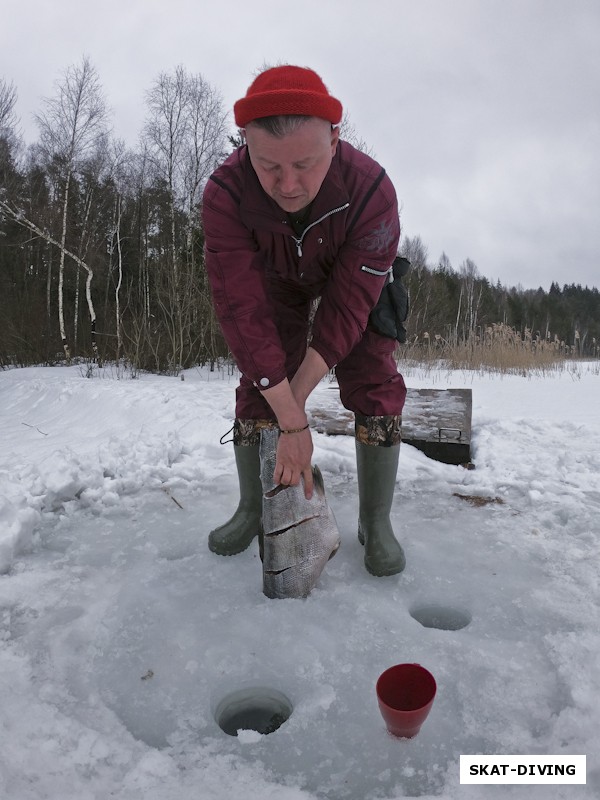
[308,387,473,466]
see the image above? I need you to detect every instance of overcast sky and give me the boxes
[2,0,599,291]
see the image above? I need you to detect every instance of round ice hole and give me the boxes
[215,687,293,737]
[409,603,472,631]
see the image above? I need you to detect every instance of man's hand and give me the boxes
[260,347,329,499]
[274,426,314,498]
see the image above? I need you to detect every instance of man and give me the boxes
[202,65,407,577]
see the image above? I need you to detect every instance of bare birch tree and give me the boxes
[0,78,20,192]
[130,144,152,322]
[143,65,188,287]
[144,67,228,267]
[0,78,18,133]
[34,56,110,362]
[105,138,130,360]
[182,74,228,259]
[459,258,483,341]
[142,66,228,372]
[401,235,429,333]
[72,146,109,350]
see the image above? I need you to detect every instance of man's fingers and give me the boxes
[303,468,313,499]
[273,464,311,492]
[273,464,299,487]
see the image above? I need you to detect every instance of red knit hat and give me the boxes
[234,65,343,128]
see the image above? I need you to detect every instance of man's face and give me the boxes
[245,118,339,213]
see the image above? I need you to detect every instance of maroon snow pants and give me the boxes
[235,282,406,420]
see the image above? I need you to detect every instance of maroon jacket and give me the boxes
[202,140,400,390]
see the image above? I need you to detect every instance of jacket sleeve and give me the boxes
[202,178,288,390]
[310,172,400,367]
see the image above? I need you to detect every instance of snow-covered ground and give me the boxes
[1,361,598,799]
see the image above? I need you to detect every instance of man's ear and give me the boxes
[330,125,340,154]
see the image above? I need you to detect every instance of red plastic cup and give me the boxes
[376,663,437,738]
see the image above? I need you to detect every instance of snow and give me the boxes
[0,361,599,799]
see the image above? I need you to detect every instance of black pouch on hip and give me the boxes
[368,256,410,343]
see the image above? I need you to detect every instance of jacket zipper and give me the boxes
[291,202,350,257]
[360,265,393,277]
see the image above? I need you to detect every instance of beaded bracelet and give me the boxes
[279,423,310,434]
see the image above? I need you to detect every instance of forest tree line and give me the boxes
[1,59,598,372]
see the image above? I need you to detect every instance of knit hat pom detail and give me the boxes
[234,65,343,128]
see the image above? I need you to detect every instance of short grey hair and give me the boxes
[246,115,331,138]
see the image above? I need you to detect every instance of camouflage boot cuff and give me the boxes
[233,418,278,446]
[355,414,402,447]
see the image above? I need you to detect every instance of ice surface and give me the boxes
[1,363,599,798]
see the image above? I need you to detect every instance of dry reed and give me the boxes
[396,323,598,377]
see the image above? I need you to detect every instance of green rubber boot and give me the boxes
[208,443,262,556]
[356,439,406,577]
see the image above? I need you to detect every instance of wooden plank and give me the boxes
[308,387,473,466]
[402,388,472,465]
